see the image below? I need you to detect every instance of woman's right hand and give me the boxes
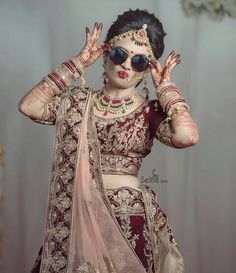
[77,22,109,68]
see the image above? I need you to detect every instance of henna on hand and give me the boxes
[161,51,181,84]
[77,22,106,67]
[150,51,181,89]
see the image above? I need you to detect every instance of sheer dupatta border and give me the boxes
[39,86,91,273]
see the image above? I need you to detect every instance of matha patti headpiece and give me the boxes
[108,24,155,60]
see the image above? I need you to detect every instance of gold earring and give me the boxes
[101,71,109,85]
[101,60,109,85]
[140,73,149,99]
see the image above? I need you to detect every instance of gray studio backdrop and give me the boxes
[0,0,236,272]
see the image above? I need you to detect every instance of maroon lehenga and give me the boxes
[29,86,184,273]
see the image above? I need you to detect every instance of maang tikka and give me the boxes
[108,24,155,60]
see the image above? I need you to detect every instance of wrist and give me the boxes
[156,82,190,115]
[155,82,176,97]
[43,56,86,91]
[167,104,189,119]
[74,55,86,69]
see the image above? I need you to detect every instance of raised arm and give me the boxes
[18,22,106,124]
[150,51,199,148]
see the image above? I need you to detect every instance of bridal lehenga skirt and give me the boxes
[31,185,183,273]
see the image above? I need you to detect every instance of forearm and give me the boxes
[155,83,199,148]
[169,109,199,148]
[18,56,84,120]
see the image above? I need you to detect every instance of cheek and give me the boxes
[105,61,116,75]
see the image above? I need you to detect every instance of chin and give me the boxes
[108,77,139,89]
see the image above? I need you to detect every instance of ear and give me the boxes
[103,52,108,63]
[102,53,108,70]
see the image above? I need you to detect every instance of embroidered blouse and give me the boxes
[32,88,167,176]
[94,99,167,176]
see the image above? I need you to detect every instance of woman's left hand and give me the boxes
[150,50,181,88]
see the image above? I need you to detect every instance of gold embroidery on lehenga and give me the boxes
[143,222,154,273]
[106,187,162,272]
[40,86,90,273]
[156,118,176,147]
[37,87,184,272]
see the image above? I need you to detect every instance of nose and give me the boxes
[121,56,132,71]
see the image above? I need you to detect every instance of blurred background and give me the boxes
[0,0,236,272]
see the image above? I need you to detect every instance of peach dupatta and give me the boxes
[67,91,146,273]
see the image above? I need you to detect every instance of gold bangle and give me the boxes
[167,104,189,119]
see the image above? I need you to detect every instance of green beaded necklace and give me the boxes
[93,88,138,116]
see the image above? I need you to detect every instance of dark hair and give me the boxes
[105,9,166,60]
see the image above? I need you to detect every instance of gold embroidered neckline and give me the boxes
[94,99,149,121]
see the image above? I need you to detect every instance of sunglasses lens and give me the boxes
[109,47,149,72]
[109,48,128,65]
[131,55,149,72]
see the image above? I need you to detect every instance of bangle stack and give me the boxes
[156,82,189,118]
[43,57,85,94]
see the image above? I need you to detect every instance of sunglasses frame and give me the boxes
[108,46,150,72]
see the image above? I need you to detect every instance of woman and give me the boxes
[19,9,199,273]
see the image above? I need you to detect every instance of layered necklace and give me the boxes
[93,87,138,116]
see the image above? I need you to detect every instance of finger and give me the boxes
[150,65,161,79]
[164,53,174,66]
[85,27,91,43]
[168,54,181,67]
[91,22,100,40]
[88,22,97,42]
[150,70,161,87]
[98,22,103,32]
[169,59,181,71]
[96,23,103,40]
[96,22,103,38]
[164,52,180,68]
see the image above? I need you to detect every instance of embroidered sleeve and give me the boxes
[155,108,199,148]
[149,99,167,138]
[31,94,61,125]
[149,100,181,148]
[155,117,177,148]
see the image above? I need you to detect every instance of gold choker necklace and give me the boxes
[93,88,138,116]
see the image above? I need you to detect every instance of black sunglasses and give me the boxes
[109,47,150,72]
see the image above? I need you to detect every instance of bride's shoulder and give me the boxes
[66,85,95,99]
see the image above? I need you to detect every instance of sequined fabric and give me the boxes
[95,99,167,175]
[28,87,183,273]
[31,185,179,273]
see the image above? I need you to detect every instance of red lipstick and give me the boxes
[118,71,129,79]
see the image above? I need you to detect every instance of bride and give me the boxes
[19,9,198,273]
